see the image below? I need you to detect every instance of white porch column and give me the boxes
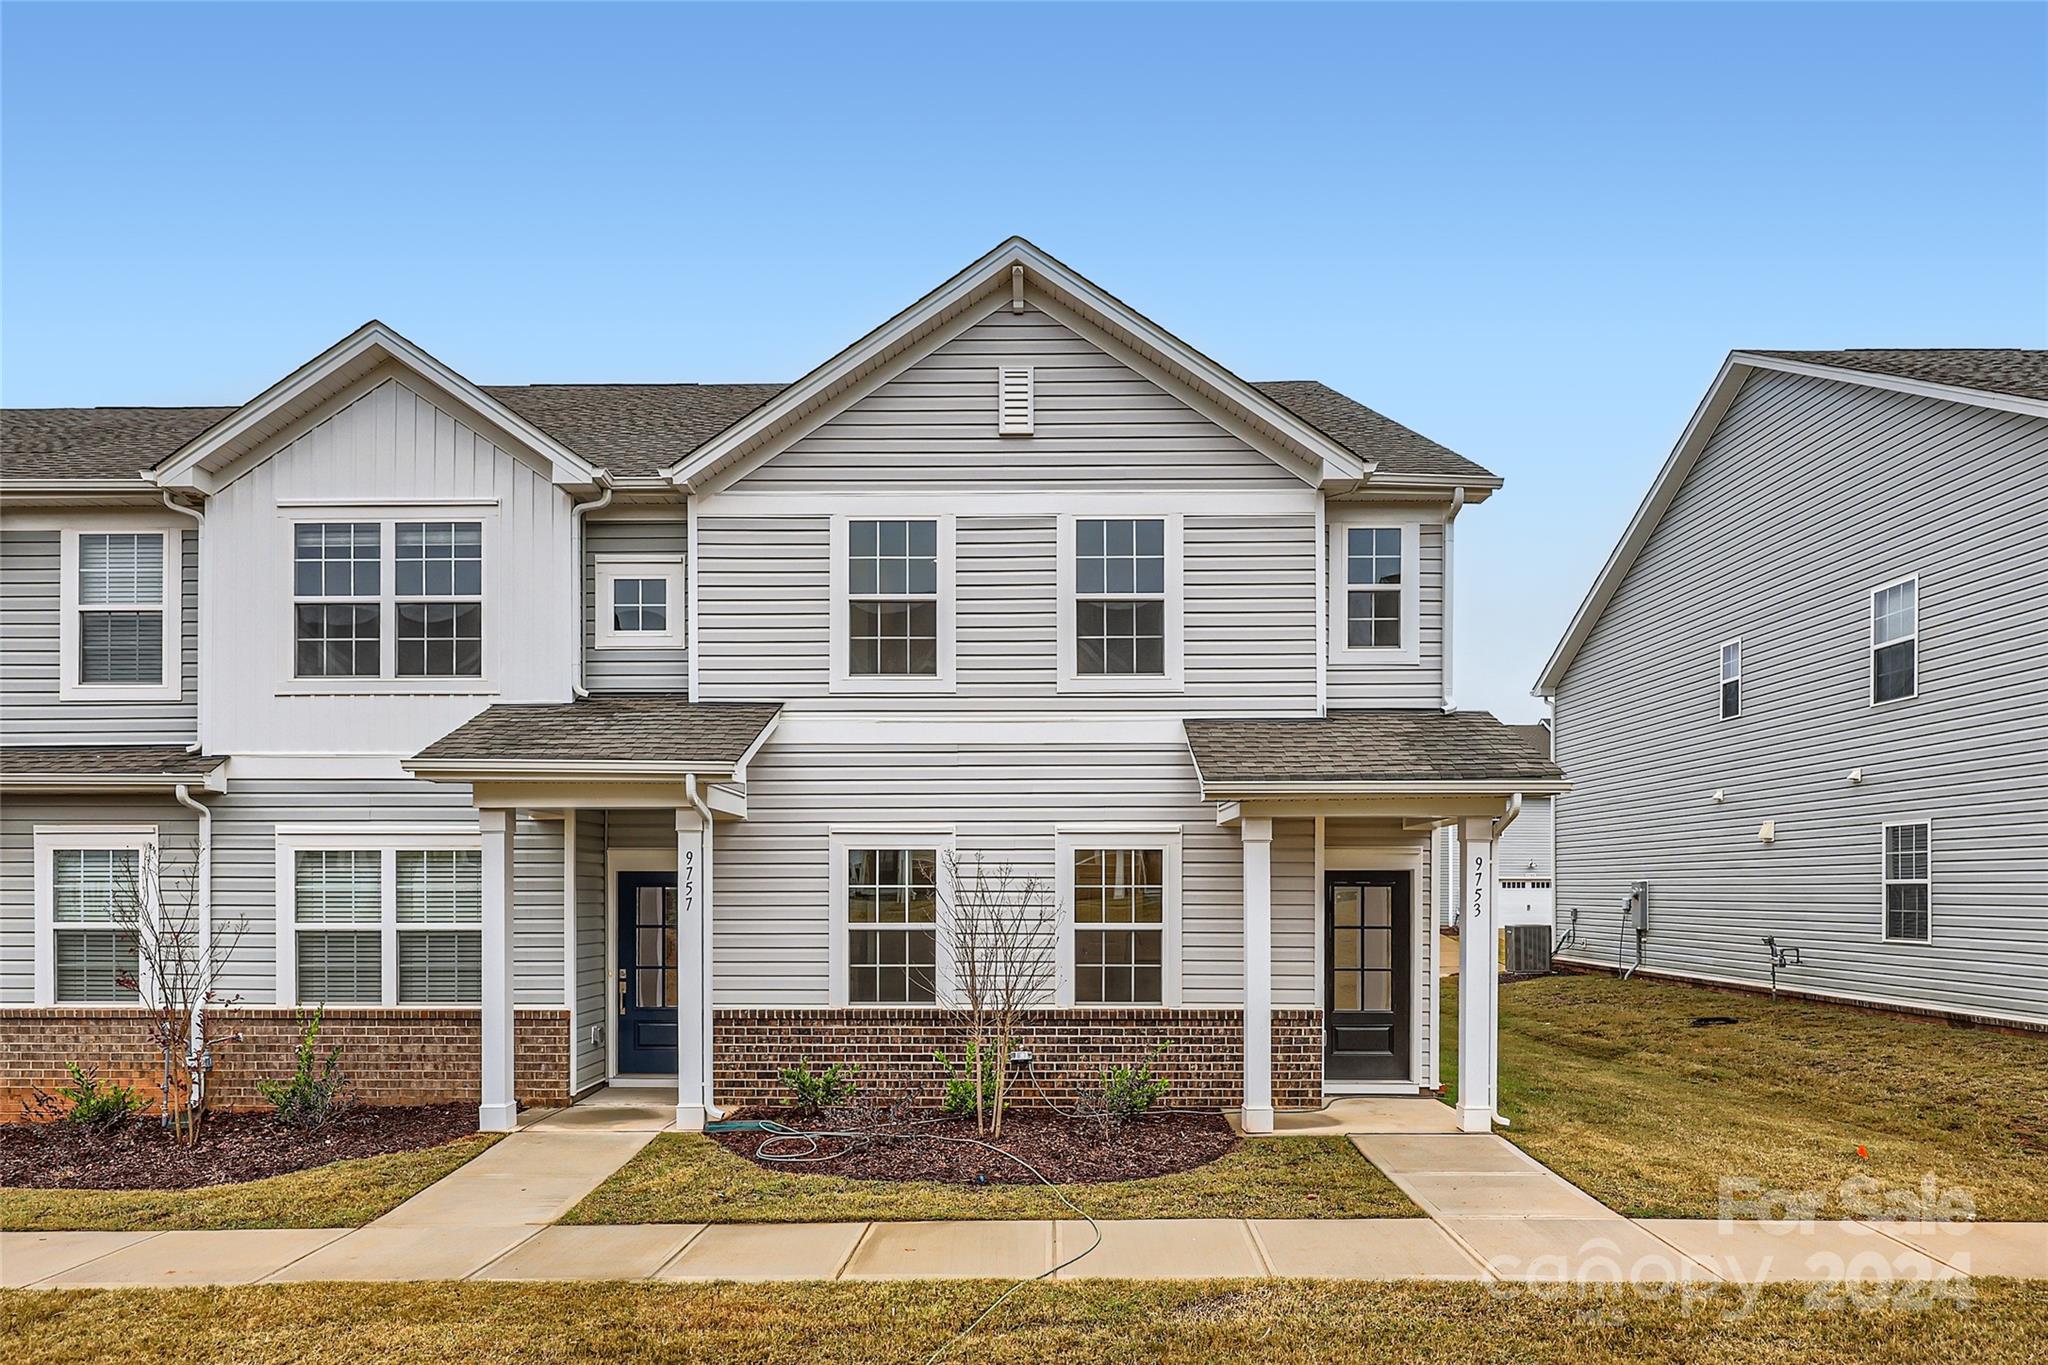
[1240,815,1275,1135]
[478,807,519,1133]
[1456,815,1500,1133]
[674,806,709,1132]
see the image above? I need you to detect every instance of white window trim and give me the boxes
[1054,513,1185,693]
[1879,818,1933,945]
[280,510,494,696]
[594,553,685,649]
[1869,574,1918,707]
[58,527,182,702]
[1052,824,1183,1008]
[1327,511,1424,668]
[33,825,159,1005]
[826,826,956,1007]
[827,515,957,693]
[274,824,482,1007]
[1719,636,1742,720]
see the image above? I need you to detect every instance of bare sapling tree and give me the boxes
[109,844,245,1145]
[940,851,1055,1138]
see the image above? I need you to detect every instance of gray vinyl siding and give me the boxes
[732,302,1303,492]
[1552,368,2048,1024]
[584,517,688,692]
[695,511,1319,712]
[1497,796,1552,882]
[1326,522,1447,708]
[710,739,1317,1009]
[0,528,199,745]
[0,796,200,1003]
[573,812,608,1091]
[514,814,564,1008]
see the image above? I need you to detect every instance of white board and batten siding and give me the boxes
[1551,367,2048,1025]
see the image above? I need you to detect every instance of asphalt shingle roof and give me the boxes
[410,696,780,770]
[1748,350,2048,404]
[0,746,226,780]
[1183,710,1564,790]
[3,380,1484,483]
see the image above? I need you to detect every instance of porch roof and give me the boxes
[0,745,228,792]
[405,696,782,781]
[1183,710,1565,798]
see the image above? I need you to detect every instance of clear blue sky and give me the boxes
[5,2,2043,720]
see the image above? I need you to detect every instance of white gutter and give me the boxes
[569,473,615,699]
[683,773,722,1123]
[1441,486,1466,712]
[172,782,214,1109]
[161,493,207,753]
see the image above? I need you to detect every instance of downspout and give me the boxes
[1441,486,1466,712]
[684,773,721,1122]
[172,782,213,1112]
[569,474,616,699]
[161,494,206,753]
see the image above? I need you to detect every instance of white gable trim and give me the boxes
[148,321,601,496]
[663,237,1368,492]
[1534,350,2048,697]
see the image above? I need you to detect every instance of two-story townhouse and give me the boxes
[1,239,1562,1137]
[1535,350,2048,1029]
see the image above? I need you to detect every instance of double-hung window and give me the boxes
[1058,515,1182,689]
[831,517,952,689]
[33,827,155,1005]
[1881,822,1931,943]
[828,830,952,1005]
[292,518,485,683]
[1328,514,1421,666]
[1056,829,1180,1006]
[60,528,181,701]
[277,831,483,1006]
[595,555,684,649]
[1720,639,1742,719]
[1870,577,1917,704]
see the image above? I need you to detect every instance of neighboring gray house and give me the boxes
[1536,350,2048,1029]
[0,239,1562,1136]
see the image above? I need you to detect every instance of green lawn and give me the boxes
[0,1135,499,1232]
[1443,971,2048,1219]
[6,1279,2040,1364]
[562,1133,1414,1224]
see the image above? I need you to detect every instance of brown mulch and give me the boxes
[0,1103,477,1191]
[707,1105,1238,1185]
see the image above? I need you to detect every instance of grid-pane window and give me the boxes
[395,850,481,1004]
[1073,848,1165,1004]
[1075,518,1166,675]
[1883,823,1931,942]
[294,523,380,678]
[295,849,381,1004]
[1345,527,1402,648]
[1872,579,1916,703]
[612,578,668,634]
[78,533,166,685]
[846,848,938,1003]
[399,932,482,1004]
[848,520,938,676]
[396,523,483,677]
[1720,640,1742,719]
[51,848,140,1002]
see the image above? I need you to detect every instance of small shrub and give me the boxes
[779,1060,858,1116]
[259,1007,351,1128]
[1098,1043,1172,1125]
[934,1042,1001,1120]
[34,1062,146,1132]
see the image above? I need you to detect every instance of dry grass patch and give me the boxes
[5,1279,2044,1364]
[1443,972,2048,1219]
[562,1132,1413,1223]
[0,1135,499,1232]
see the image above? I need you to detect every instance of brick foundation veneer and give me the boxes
[0,1007,569,1113]
[713,1007,1322,1110]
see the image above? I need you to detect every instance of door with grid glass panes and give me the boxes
[1324,871,1411,1080]
[616,871,679,1074]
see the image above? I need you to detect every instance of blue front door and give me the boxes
[616,871,679,1074]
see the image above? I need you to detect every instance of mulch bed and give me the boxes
[0,1103,477,1191]
[707,1105,1238,1185]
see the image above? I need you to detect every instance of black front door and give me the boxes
[1325,871,1410,1081]
[616,871,679,1075]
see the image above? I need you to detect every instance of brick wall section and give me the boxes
[0,1008,569,1113]
[713,1008,1322,1110]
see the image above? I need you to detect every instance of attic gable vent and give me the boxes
[997,366,1035,435]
